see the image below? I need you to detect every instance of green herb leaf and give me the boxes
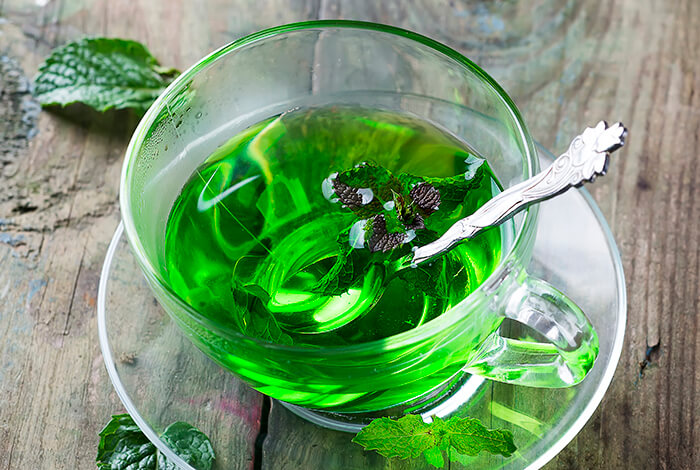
[96,414,216,470]
[408,182,441,217]
[308,243,356,296]
[395,257,448,298]
[327,162,444,253]
[96,414,157,469]
[330,161,403,217]
[366,213,407,252]
[439,416,516,457]
[158,422,215,470]
[352,414,437,460]
[352,414,516,468]
[422,446,445,468]
[309,227,391,297]
[232,281,293,345]
[35,38,179,114]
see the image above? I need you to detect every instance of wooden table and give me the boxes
[0,1,697,469]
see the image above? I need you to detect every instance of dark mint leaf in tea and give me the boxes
[164,106,502,346]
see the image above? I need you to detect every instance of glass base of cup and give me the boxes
[278,371,486,432]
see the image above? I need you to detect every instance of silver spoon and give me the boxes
[412,121,628,266]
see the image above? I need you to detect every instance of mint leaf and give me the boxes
[352,414,516,468]
[409,182,441,216]
[308,244,357,296]
[158,422,215,470]
[327,162,446,253]
[329,161,403,218]
[439,416,516,457]
[352,414,437,460]
[322,158,486,295]
[366,213,407,253]
[232,281,293,345]
[96,414,216,470]
[309,226,388,296]
[97,414,156,469]
[35,38,179,114]
[422,446,445,468]
[395,257,449,299]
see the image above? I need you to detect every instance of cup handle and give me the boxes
[464,276,599,387]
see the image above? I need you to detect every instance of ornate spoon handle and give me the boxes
[412,121,628,265]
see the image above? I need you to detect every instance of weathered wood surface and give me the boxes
[0,0,698,469]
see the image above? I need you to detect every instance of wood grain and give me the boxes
[317,1,700,469]
[0,0,698,469]
[0,1,319,469]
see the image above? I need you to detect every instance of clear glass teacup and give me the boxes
[120,21,598,428]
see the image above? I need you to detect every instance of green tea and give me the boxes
[164,106,502,349]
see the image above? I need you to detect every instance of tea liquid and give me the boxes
[164,106,502,346]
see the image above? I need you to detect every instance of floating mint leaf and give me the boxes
[326,158,490,260]
[332,178,365,208]
[232,281,293,344]
[352,414,516,468]
[96,414,215,470]
[329,162,403,217]
[366,213,407,252]
[409,182,441,216]
[35,38,179,114]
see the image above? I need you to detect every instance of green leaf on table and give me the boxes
[158,422,215,470]
[96,414,215,470]
[96,414,157,469]
[353,414,437,460]
[35,38,179,114]
[352,414,516,468]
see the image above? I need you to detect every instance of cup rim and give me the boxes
[120,19,539,353]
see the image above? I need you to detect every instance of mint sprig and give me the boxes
[35,38,179,114]
[352,414,516,468]
[309,159,486,298]
[96,414,215,470]
[327,162,437,253]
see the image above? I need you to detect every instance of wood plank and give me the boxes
[261,1,700,469]
[0,1,321,468]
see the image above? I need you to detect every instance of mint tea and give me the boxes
[163,105,505,410]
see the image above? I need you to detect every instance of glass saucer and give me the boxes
[98,143,626,470]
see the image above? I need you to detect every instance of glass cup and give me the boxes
[120,21,598,426]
